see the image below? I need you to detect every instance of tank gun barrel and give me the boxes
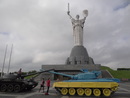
[21,69,54,78]
[40,69,74,79]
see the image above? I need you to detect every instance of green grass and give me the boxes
[24,74,38,79]
[101,66,130,79]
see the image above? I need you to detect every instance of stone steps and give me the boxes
[101,70,113,78]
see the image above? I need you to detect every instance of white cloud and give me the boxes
[0,0,130,72]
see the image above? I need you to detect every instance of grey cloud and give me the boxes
[0,0,130,72]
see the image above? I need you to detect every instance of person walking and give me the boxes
[39,78,45,92]
[45,78,50,95]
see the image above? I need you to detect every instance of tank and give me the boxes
[41,69,120,97]
[0,69,53,92]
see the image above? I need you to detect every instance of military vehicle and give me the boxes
[41,69,120,97]
[0,69,53,92]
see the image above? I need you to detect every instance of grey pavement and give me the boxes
[0,82,130,98]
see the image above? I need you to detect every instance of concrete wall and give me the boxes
[42,64,101,71]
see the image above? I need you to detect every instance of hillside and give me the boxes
[101,66,130,79]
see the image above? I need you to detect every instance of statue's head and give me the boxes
[76,15,80,19]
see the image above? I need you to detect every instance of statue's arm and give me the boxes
[67,11,73,19]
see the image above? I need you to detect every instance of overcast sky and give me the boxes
[0,0,130,72]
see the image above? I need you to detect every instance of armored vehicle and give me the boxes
[0,69,53,92]
[41,69,120,97]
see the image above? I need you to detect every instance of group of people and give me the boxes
[39,78,50,95]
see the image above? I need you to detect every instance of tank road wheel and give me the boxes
[111,87,117,92]
[103,88,111,97]
[69,88,76,95]
[7,84,14,92]
[21,84,26,91]
[1,84,7,92]
[93,89,101,97]
[84,88,92,96]
[14,84,21,92]
[61,88,68,95]
[77,88,84,96]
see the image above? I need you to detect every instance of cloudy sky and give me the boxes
[0,0,130,72]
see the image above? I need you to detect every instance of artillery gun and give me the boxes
[41,69,120,97]
[0,69,53,92]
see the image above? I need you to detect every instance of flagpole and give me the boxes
[7,44,13,74]
[1,44,8,77]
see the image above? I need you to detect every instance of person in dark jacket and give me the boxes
[39,78,45,92]
[17,68,22,79]
[45,78,50,95]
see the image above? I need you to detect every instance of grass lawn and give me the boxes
[24,74,38,79]
[101,66,130,79]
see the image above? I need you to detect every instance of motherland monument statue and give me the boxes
[41,4,101,79]
[67,5,88,46]
[66,4,94,65]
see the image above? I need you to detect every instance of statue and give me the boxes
[67,3,88,46]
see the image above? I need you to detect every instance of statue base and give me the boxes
[66,45,94,65]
